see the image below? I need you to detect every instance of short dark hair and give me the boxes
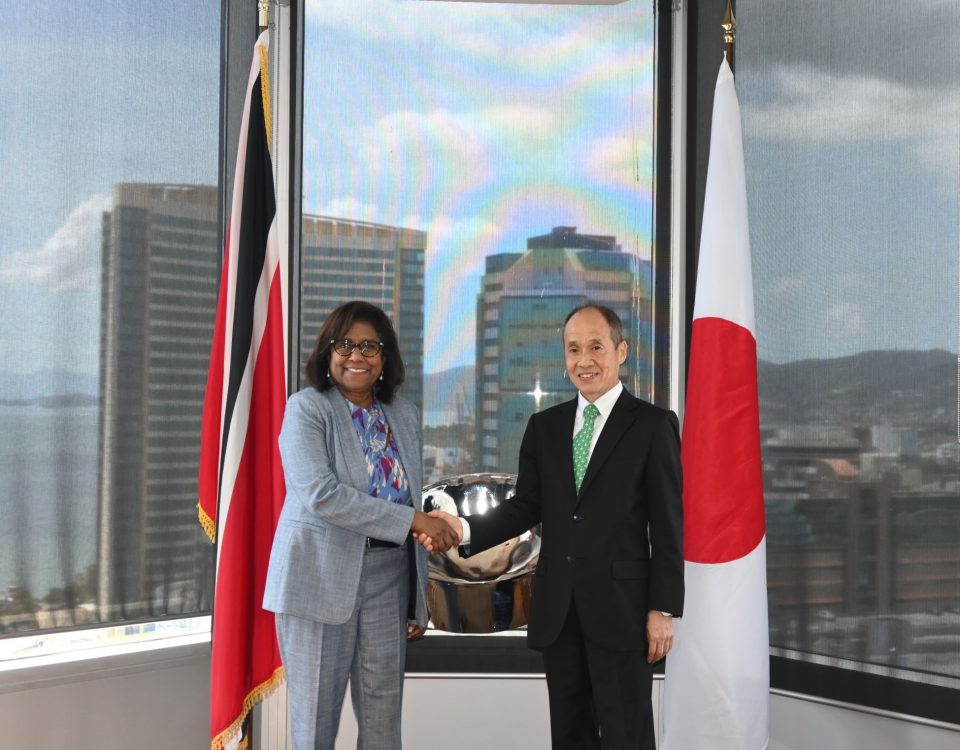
[563,303,626,346]
[305,301,405,403]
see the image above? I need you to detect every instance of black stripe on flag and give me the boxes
[220,70,277,485]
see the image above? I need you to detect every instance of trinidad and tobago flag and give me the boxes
[662,57,770,750]
[198,30,287,750]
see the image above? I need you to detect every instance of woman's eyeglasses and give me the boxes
[329,339,383,358]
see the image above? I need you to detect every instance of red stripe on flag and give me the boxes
[209,268,286,749]
[681,316,764,563]
[198,220,233,542]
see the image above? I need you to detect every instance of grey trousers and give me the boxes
[276,544,410,750]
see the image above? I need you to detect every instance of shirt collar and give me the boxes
[346,394,381,417]
[577,381,623,421]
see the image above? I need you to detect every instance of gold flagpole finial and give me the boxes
[722,0,736,72]
[258,0,270,32]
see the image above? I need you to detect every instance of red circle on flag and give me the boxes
[682,317,765,563]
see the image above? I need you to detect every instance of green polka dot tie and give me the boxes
[573,404,600,493]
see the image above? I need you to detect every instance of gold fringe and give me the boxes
[258,42,273,152]
[211,665,286,750]
[197,500,217,544]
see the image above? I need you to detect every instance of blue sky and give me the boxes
[1,0,957,384]
[0,1,220,378]
[302,0,656,373]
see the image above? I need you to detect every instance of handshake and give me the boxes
[410,510,463,554]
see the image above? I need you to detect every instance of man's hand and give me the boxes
[411,510,459,553]
[427,509,463,543]
[646,610,674,664]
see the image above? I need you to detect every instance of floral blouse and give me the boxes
[350,398,413,507]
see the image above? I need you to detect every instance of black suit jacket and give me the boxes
[467,388,684,652]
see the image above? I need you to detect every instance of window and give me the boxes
[739,0,960,696]
[0,1,221,648]
[299,0,664,491]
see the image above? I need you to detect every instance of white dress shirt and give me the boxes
[573,380,623,464]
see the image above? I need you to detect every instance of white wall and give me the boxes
[256,672,958,750]
[0,642,209,750]
[769,691,959,750]
[2,650,958,750]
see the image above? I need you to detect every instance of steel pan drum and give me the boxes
[422,473,541,633]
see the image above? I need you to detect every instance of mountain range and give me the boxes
[758,348,957,428]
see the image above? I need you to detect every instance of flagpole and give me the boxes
[247,8,272,747]
[722,0,736,74]
[258,0,270,33]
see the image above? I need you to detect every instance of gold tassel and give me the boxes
[211,666,286,750]
[197,501,217,544]
[258,41,273,152]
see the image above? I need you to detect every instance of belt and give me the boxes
[366,537,401,549]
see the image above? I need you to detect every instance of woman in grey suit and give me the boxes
[263,300,457,750]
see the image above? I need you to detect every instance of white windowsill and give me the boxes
[0,623,211,694]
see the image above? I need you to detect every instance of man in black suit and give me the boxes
[431,303,683,750]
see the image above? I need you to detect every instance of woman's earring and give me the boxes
[378,372,384,381]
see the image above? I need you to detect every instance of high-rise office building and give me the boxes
[98,183,218,619]
[475,227,651,473]
[299,216,426,410]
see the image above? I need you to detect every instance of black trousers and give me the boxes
[542,600,656,750]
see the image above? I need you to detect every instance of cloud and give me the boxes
[825,301,865,340]
[310,196,498,266]
[306,0,543,46]
[366,104,556,182]
[308,0,604,43]
[742,65,960,177]
[737,1,960,87]
[313,196,382,225]
[772,275,802,297]
[305,0,651,80]
[583,134,652,188]
[0,193,111,292]
[304,101,561,222]
[419,212,500,263]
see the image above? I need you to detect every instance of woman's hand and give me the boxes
[407,623,426,641]
[411,510,460,553]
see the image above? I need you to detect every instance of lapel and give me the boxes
[324,389,370,492]
[548,397,579,506]
[576,389,636,504]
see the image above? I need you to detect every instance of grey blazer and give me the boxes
[263,386,429,626]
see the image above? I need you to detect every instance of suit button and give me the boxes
[566,555,573,564]
[572,514,583,522]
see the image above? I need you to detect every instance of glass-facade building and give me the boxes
[299,216,425,411]
[475,227,651,474]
